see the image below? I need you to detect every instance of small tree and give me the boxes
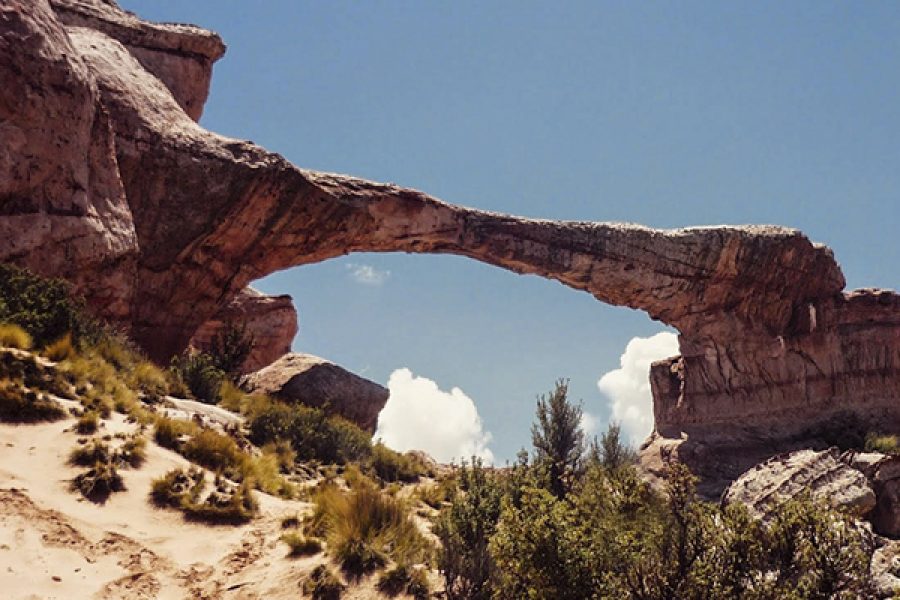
[209,321,255,377]
[589,421,638,472]
[531,379,585,499]
[435,458,504,600]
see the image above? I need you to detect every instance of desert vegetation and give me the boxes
[433,381,877,600]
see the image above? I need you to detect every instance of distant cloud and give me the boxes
[375,368,494,464]
[346,263,390,285]
[597,332,679,445]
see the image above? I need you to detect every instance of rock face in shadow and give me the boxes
[189,288,299,374]
[1,0,898,481]
[242,353,389,432]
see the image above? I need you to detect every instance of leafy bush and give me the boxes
[208,321,254,377]
[0,323,32,349]
[302,564,345,600]
[280,532,323,557]
[0,380,66,423]
[369,443,428,483]
[865,432,900,454]
[169,350,225,403]
[0,264,97,348]
[248,402,372,465]
[435,458,504,600]
[588,421,638,471]
[310,483,431,577]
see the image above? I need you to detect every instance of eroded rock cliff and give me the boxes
[1,0,897,484]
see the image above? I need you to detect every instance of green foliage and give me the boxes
[0,264,97,348]
[208,321,254,377]
[169,350,225,403]
[302,564,345,600]
[589,421,638,472]
[369,442,428,483]
[0,322,32,349]
[531,379,585,499]
[865,432,900,454]
[485,459,875,599]
[248,402,372,465]
[311,483,432,577]
[281,532,323,557]
[435,458,504,600]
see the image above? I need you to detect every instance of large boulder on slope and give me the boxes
[242,353,388,432]
[722,448,877,519]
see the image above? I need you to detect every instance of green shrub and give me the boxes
[0,264,98,348]
[302,564,345,600]
[168,350,225,403]
[865,432,900,454]
[369,443,428,483]
[208,321,254,377]
[0,322,32,349]
[0,380,66,423]
[76,411,99,434]
[248,403,372,465]
[435,458,504,600]
[281,532,323,557]
[311,483,431,577]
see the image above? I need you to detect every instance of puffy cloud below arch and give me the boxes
[597,331,679,444]
[375,368,494,464]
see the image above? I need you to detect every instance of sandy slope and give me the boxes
[0,412,400,599]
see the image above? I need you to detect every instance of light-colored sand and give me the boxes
[0,412,406,599]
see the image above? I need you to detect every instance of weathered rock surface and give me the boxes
[242,353,389,432]
[189,287,298,373]
[1,0,899,483]
[722,448,877,519]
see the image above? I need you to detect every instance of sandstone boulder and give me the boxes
[722,448,876,519]
[242,353,388,432]
[189,287,299,373]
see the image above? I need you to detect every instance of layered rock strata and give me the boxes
[1,0,898,478]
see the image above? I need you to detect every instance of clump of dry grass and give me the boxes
[0,380,66,423]
[310,483,432,577]
[281,532,323,557]
[0,323,31,350]
[75,410,99,434]
[377,564,431,599]
[302,565,345,600]
[150,467,258,524]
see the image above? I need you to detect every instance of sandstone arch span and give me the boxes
[2,0,898,487]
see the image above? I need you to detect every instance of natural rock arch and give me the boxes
[2,0,898,487]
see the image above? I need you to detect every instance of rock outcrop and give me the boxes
[242,353,389,432]
[189,287,299,373]
[722,448,877,520]
[1,0,898,480]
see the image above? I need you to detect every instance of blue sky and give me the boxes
[121,1,899,462]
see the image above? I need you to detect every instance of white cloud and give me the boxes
[375,368,494,464]
[346,263,390,285]
[580,411,599,438]
[597,332,679,445]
